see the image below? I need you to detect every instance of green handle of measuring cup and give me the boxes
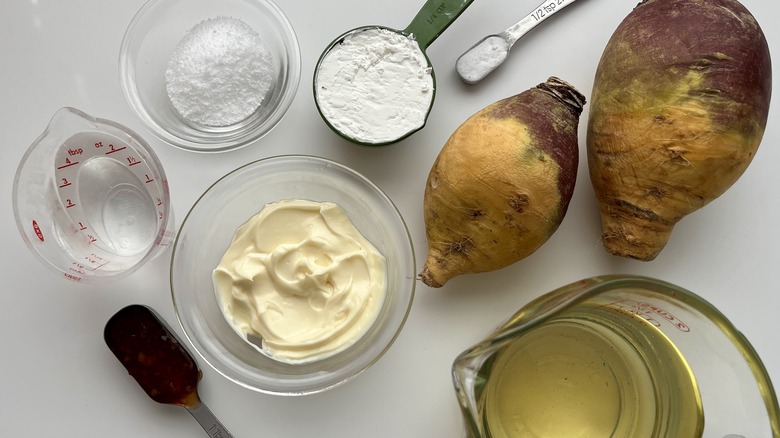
[403,0,474,50]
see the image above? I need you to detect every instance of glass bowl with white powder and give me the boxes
[170,155,416,395]
[120,0,301,153]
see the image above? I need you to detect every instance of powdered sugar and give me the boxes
[165,16,275,127]
[314,27,434,144]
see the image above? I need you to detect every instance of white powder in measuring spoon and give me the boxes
[165,17,274,127]
[315,27,434,144]
[456,35,510,83]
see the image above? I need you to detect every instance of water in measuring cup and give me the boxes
[76,157,157,256]
[54,132,163,262]
[480,302,704,437]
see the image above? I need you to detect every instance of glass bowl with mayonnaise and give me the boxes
[170,155,415,395]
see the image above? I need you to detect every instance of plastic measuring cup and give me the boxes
[13,107,174,283]
[452,275,780,437]
[313,0,474,146]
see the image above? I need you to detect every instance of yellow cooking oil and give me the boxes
[480,303,704,437]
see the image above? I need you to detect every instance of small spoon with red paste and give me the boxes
[104,304,234,438]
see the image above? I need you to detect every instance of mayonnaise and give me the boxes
[213,199,387,363]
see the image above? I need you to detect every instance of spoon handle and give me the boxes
[187,402,235,438]
[501,0,580,46]
[404,0,474,50]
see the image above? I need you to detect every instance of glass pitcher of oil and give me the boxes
[452,275,779,438]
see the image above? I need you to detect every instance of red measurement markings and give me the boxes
[57,158,79,169]
[105,144,127,155]
[32,220,45,241]
[69,262,102,276]
[78,222,87,231]
[603,299,662,328]
[85,254,110,270]
[59,177,72,188]
[69,262,88,278]
[65,199,76,209]
[89,261,110,271]
[64,272,83,282]
[145,174,155,184]
[87,234,97,244]
[157,198,163,206]
[638,302,690,332]
[127,156,141,166]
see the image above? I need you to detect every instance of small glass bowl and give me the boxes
[119,0,301,153]
[170,155,416,395]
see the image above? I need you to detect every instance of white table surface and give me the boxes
[1,0,778,436]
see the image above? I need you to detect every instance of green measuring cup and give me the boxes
[313,0,474,146]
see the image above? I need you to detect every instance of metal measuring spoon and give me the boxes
[314,0,474,146]
[456,0,581,84]
[104,305,234,438]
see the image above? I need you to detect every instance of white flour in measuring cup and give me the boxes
[315,27,434,144]
[165,17,274,127]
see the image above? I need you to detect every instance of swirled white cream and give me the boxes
[212,200,387,363]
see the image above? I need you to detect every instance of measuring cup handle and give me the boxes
[403,0,474,50]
